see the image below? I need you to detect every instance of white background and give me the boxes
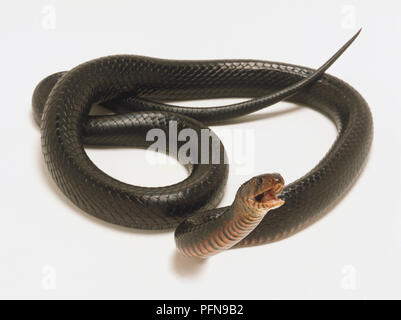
[0,0,400,299]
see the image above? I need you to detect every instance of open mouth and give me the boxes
[253,184,285,209]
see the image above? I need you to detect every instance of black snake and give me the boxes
[33,30,372,257]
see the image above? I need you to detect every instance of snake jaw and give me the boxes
[243,174,285,213]
[251,186,285,211]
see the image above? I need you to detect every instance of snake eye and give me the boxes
[257,177,263,186]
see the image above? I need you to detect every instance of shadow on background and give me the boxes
[170,251,207,277]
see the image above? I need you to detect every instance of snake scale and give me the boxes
[33,30,372,257]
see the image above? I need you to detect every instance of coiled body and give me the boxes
[33,33,372,257]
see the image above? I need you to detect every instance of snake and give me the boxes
[33,30,372,258]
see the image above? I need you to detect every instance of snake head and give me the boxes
[237,173,285,214]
